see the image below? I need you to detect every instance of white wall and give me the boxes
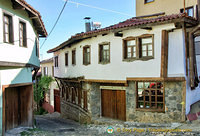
[41,62,58,107]
[168,29,185,77]
[54,24,178,80]
[0,0,40,67]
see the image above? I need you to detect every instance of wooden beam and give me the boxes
[160,30,168,78]
[182,23,188,76]
[182,81,186,122]
[127,77,185,81]
[0,61,39,69]
[189,33,195,88]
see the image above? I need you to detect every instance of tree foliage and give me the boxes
[34,76,54,108]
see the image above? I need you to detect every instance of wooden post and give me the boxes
[184,0,186,13]
[182,23,188,76]
[160,30,168,78]
[198,0,200,22]
[189,33,195,88]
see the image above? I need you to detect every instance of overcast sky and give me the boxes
[26,0,136,60]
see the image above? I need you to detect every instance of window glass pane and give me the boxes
[142,51,147,56]
[128,47,131,52]
[133,46,136,51]
[133,52,136,57]
[86,47,90,52]
[138,89,143,95]
[128,53,131,58]
[138,82,143,88]
[187,8,193,17]
[138,94,143,100]
[148,51,152,56]
[127,40,135,46]
[142,37,152,44]
[144,82,150,88]
[5,25,9,33]
[148,44,152,50]
[138,102,144,108]
[145,103,150,108]
[142,45,147,51]
[4,16,9,23]
[5,34,9,42]
[103,45,109,50]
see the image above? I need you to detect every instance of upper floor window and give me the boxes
[65,53,68,66]
[123,37,136,59]
[3,13,13,44]
[52,66,54,77]
[83,45,91,65]
[144,0,154,4]
[180,6,194,17]
[43,67,48,76]
[99,42,110,64]
[72,49,76,65]
[54,56,58,67]
[140,37,153,57]
[123,35,154,60]
[19,21,27,47]
[35,38,39,57]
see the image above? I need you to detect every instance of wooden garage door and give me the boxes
[101,89,126,121]
[5,87,19,131]
[54,89,61,113]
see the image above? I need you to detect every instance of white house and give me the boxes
[0,0,47,134]
[48,13,200,123]
[40,58,59,113]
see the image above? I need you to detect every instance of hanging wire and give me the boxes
[40,0,68,49]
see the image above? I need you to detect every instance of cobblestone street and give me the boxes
[5,113,200,136]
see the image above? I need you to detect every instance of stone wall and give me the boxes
[61,101,91,124]
[127,81,184,123]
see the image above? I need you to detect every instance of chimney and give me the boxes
[84,17,91,32]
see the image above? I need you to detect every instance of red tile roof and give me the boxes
[14,0,47,37]
[47,13,197,53]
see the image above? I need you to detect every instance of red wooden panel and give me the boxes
[54,89,61,113]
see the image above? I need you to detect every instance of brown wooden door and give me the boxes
[54,89,61,113]
[5,87,19,131]
[101,89,126,121]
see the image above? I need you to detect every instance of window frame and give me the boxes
[99,42,110,64]
[136,81,165,112]
[139,34,154,59]
[3,12,14,44]
[144,0,154,4]
[83,45,91,65]
[72,49,76,65]
[123,34,154,61]
[19,21,27,47]
[180,6,194,17]
[54,56,58,67]
[43,67,48,76]
[65,52,68,66]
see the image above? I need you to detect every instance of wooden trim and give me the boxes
[2,82,33,88]
[127,77,186,81]
[72,49,76,65]
[100,86,127,90]
[83,79,127,84]
[182,23,188,76]
[83,45,91,65]
[189,32,195,88]
[182,81,186,122]
[160,30,169,78]
[0,61,39,68]
[135,12,165,19]
[136,108,164,112]
[98,42,110,64]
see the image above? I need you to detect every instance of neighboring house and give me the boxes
[136,0,197,18]
[47,12,200,123]
[0,0,47,135]
[40,58,59,113]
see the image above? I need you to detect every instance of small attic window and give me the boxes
[145,0,154,4]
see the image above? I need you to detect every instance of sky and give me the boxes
[26,0,136,60]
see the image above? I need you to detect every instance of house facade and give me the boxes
[48,13,200,123]
[136,0,197,18]
[40,58,59,113]
[0,0,47,135]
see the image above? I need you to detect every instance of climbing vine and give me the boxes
[34,76,54,111]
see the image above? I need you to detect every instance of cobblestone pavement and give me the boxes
[5,114,200,136]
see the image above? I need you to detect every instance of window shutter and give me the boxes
[23,24,27,47]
